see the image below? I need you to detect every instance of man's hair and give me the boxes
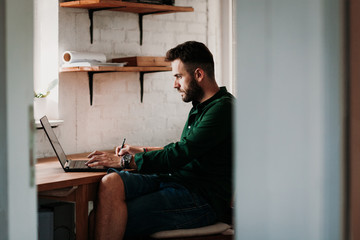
[165,41,215,80]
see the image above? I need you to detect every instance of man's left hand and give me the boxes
[86,151,121,168]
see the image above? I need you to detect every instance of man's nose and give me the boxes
[174,80,180,89]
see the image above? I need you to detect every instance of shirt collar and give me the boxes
[192,87,228,109]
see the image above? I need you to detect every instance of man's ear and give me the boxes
[194,68,205,81]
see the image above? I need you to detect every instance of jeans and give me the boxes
[108,170,217,237]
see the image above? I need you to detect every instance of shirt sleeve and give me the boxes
[134,98,233,173]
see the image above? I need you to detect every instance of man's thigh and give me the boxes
[109,170,217,237]
[114,170,161,200]
[124,181,217,237]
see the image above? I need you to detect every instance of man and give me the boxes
[86,41,234,239]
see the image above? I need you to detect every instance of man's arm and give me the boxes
[116,145,164,156]
[135,99,233,173]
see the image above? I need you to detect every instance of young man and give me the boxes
[87,41,234,239]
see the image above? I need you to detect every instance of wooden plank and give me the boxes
[59,66,171,72]
[36,151,143,192]
[112,56,170,66]
[36,160,105,192]
[60,0,194,14]
[75,184,90,240]
[349,0,360,239]
[36,152,109,192]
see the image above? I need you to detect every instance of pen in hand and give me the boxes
[118,138,126,156]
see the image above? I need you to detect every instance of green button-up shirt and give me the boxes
[134,87,234,222]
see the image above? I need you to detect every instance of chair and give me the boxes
[149,222,234,240]
[148,196,235,240]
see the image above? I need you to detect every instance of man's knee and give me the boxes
[99,172,125,196]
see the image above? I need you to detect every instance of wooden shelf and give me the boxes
[60,0,194,44]
[60,66,171,73]
[60,0,194,15]
[60,66,172,105]
[58,0,187,102]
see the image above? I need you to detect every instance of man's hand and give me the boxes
[86,151,121,168]
[115,144,143,156]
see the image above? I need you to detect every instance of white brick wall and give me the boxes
[35,0,219,157]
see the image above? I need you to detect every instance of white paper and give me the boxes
[62,61,127,67]
[62,51,107,64]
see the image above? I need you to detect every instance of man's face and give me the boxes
[171,59,203,103]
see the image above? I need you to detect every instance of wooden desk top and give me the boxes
[36,152,107,192]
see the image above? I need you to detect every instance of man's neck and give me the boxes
[198,84,220,103]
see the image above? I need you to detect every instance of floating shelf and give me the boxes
[60,66,172,105]
[60,0,193,14]
[60,66,171,73]
[60,0,194,44]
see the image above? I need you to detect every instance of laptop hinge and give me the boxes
[64,160,70,168]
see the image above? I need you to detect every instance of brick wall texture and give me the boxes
[36,0,215,157]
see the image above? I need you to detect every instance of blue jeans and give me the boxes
[108,170,217,237]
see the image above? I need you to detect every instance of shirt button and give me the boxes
[168,173,172,176]
[188,126,191,129]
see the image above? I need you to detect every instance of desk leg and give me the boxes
[75,184,90,240]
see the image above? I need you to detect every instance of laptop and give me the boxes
[40,115,110,172]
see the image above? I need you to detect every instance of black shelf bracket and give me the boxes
[138,11,169,45]
[88,72,94,105]
[87,71,163,105]
[88,7,125,44]
[87,8,170,45]
[139,72,152,102]
[87,71,109,105]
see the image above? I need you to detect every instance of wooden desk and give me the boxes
[36,152,108,240]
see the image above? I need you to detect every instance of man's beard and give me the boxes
[180,76,204,103]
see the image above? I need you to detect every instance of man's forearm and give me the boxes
[143,146,163,152]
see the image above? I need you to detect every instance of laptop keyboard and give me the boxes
[70,160,88,168]
[69,160,106,169]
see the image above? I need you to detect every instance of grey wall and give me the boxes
[234,0,343,239]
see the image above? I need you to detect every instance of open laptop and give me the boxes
[40,115,109,172]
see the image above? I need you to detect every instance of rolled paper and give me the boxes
[62,51,107,64]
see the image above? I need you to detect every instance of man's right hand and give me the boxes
[115,144,144,156]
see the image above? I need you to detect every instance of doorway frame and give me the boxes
[347,0,360,239]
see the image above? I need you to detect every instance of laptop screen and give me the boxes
[40,116,68,167]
